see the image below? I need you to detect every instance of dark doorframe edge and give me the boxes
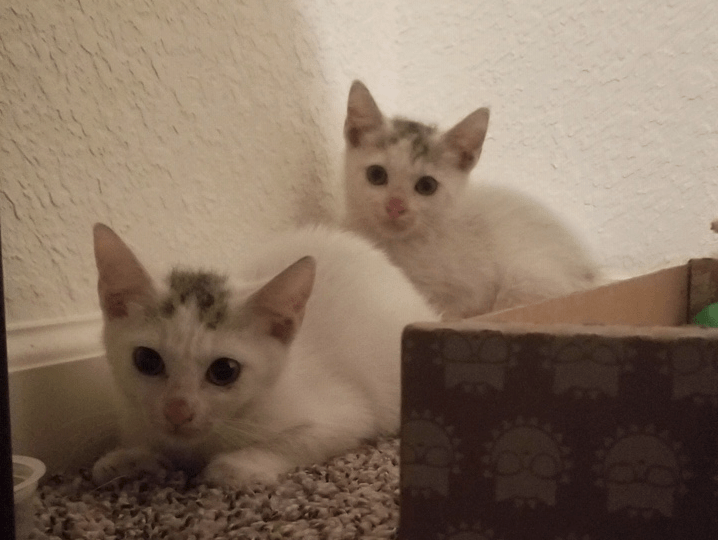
[1,223,17,538]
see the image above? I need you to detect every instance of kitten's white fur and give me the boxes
[92,223,437,488]
[343,81,599,318]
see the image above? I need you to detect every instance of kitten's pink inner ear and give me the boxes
[345,80,384,147]
[253,256,316,344]
[444,107,490,171]
[93,223,155,319]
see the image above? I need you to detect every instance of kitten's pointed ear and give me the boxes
[250,256,316,345]
[443,107,490,171]
[93,223,156,319]
[345,80,384,148]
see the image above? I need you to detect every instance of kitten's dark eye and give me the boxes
[206,358,241,386]
[133,347,165,376]
[366,165,388,186]
[415,176,438,196]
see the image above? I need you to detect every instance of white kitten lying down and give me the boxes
[92,223,437,488]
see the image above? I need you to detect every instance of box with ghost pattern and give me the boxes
[400,258,718,540]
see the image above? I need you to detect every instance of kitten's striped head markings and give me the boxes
[387,118,440,163]
[160,269,230,330]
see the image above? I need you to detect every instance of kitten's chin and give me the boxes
[160,423,206,442]
[174,429,203,440]
[377,218,418,240]
[348,209,417,240]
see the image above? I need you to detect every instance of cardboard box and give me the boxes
[400,259,718,540]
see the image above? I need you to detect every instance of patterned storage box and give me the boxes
[400,259,718,540]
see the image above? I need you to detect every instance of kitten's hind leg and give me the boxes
[92,447,171,485]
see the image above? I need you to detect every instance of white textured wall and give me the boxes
[0,1,336,324]
[2,0,718,331]
[393,0,718,273]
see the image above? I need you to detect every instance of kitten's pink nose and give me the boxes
[164,399,195,426]
[386,197,407,219]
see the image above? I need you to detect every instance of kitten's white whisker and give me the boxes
[213,418,274,448]
[92,476,128,491]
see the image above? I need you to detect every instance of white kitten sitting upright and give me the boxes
[92,223,436,488]
[343,81,599,318]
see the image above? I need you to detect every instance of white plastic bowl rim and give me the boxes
[13,455,46,505]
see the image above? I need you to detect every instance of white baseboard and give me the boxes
[7,313,104,372]
[7,314,117,473]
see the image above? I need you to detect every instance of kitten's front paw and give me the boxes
[198,449,290,489]
[92,447,171,485]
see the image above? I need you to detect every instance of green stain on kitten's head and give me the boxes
[160,269,230,329]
